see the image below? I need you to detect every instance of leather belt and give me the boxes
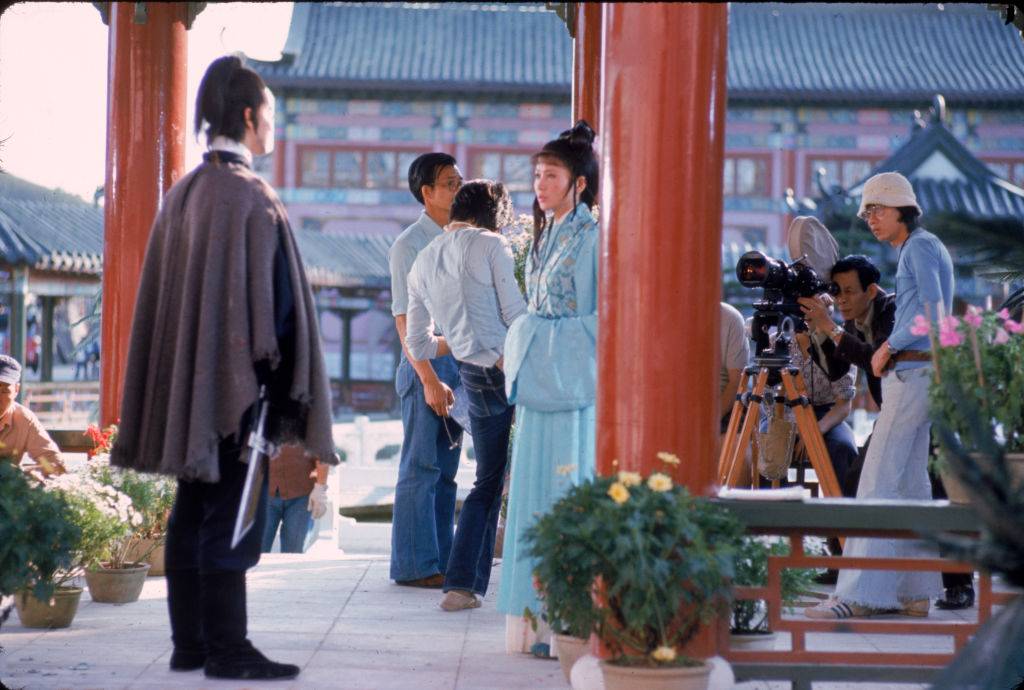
[884,350,932,371]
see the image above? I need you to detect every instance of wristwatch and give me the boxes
[829,324,844,341]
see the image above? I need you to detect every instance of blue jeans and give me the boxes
[390,354,464,581]
[261,491,315,553]
[812,404,859,497]
[444,362,514,596]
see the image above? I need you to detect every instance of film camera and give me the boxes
[735,251,839,368]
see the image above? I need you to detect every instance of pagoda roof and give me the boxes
[0,173,104,275]
[847,99,1024,218]
[251,3,1024,106]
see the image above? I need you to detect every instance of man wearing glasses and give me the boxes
[388,153,465,588]
[807,172,954,620]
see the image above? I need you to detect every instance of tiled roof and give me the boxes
[252,3,1024,105]
[728,4,1024,105]
[0,173,104,274]
[847,108,1024,219]
[250,3,571,95]
[294,231,392,288]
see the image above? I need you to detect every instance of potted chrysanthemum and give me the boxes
[42,469,149,604]
[87,425,175,577]
[915,306,1024,501]
[530,452,743,690]
[1,462,81,630]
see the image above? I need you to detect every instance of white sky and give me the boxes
[0,2,294,202]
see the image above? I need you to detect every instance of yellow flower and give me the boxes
[617,471,642,487]
[657,451,681,466]
[607,482,630,504]
[651,645,677,663]
[556,464,578,476]
[647,473,673,492]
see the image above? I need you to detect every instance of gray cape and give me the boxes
[110,157,337,482]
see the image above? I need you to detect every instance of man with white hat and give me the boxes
[0,354,65,476]
[806,171,954,620]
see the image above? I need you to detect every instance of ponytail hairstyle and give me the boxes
[194,55,269,144]
[530,120,599,252]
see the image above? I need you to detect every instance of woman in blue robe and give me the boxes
[497,121,599,652]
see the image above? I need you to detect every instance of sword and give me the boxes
[230,385,278,549]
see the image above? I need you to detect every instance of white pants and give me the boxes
[834,367,942,608]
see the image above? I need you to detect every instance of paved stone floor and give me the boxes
[0,524,1003,690]
[0,547,568,690]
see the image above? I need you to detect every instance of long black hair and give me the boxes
[530,120,599,252]
[194,55,268,144]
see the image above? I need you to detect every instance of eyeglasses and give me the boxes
[858,204,889,220]
[434,178,462,192]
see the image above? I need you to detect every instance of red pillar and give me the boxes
[572,2,602,130]
[101,2,188,425]
[597,3,729,489]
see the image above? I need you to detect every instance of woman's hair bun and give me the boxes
[558,120,596,148]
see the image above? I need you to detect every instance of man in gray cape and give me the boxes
[110,56,336,681]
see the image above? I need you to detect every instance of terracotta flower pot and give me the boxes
[553,633,589,683]
[85,562,150,603]
[940,453,1024,505]
[125,537,166,576]
[600,659,713,690]
[14,586,83,629]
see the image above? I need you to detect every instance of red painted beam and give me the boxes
[101,2,188,425]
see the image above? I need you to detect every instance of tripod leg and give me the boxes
[781,370,842,498]
[717,370,751,484]
[725,368,769,488]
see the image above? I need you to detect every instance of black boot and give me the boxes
[167,569,206,671]
[200,570,300,680]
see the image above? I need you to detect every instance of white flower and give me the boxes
[647,473,673,492]
[616,471,642,487]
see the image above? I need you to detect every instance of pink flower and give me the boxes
[1005,319,1024,335]
[939,329,964,347]
[910,314,931,336]
[994,328,1010,345]
[963,306,983,328]
[998,308,1010,320]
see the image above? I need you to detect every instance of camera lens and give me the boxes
[736,253,769,287]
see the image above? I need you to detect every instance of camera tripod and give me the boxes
[717,358,842,498]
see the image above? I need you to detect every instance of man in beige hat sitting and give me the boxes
[0,354,65,476]
[806,171,954,620]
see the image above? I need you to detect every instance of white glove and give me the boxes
[307,483,328,520]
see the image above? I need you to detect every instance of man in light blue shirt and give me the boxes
[388,153,465,588]
[808,172,951,620]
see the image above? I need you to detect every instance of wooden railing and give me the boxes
[21,382,99,427]
[715,498,1019,688]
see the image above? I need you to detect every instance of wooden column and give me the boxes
[100,2,188,425]
[40,296,55,382]
[596,1,729,661]
[597,4,729,489]
[8,267,28,369]
[571,1,603,129]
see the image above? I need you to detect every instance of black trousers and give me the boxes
[165,437,269,573]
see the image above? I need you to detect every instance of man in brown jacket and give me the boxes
[262,444,329,553]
